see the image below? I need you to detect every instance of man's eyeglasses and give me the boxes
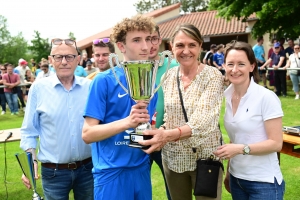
[52,38,76,46]
[274,47,280,49]
[93,38,110,45]
[294,48,299,50]
[151,36,160,45]
[51,54,77,62]
[1,68,6,70]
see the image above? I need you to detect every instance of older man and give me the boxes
[20,38,93,200]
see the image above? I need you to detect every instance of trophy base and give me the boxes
[128,133,152,150]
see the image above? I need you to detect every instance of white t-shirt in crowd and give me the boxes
[36,70,55,80]
[224,77,283,184]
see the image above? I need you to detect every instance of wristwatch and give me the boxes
[243,145,251,155]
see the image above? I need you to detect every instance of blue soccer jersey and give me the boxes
[84,66,157,186]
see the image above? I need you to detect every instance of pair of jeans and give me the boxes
[17,86,26,108]
[290,74,300,93]
[41,161,94,200]
[0,93,6,112]
[230,174,285,200]
[150,150,172,200]
[4,92,18,113]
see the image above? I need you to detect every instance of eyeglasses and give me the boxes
[52,38,76,46]
[151,36,160,45]
[93,38,110,45]
[294,48,299,50]
[51,54,77,62]
[1,68,6,70]
[274,47,280,49]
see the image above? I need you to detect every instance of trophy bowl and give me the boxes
[109,51,172,149]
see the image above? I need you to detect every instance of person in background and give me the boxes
[253,36,267,88]
[74,64,87,77]
[20,38,93,200]
[86,38,115,80]
[82,15,157,200]
[283,44,300,99]
[148,25,178,200]
[140,23,224,200]
[285,39,294,56]
[213,44,225,75]
[15,59,28,111]
[80,52,91,68]
[214,40,284,200]
[2,64,20,115]
[0,64,7,115]
[84,61,96,75]
[267,38,277,90]
[35,62,42,76]
[36,61,55,80]
[203,44,217,65]
[24,69,35,102]
[30,59,37,74]
[261,42,287,97]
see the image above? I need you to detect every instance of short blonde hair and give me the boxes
[110,15,155,44]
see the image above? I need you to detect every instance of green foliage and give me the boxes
[29,31,51,63]
[209,0,300,39]
[0,15,28,65]
[68,32,76,41]
[134,0,208,13]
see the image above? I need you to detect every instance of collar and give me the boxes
[51,74,83,89]
[224,77,257,100]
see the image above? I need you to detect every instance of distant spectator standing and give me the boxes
[84,61,97,75]
[15,59,28,111]
[0,64,7,115]
[35,62,42,76]
[203,44,216,65]
[268,38,278,89]
[30,59,37,74]
[213,44,225,74]
[285,39,294,56]
[2,64,20,115]
[80,52,91,68]
[253,36,267,88]
[261,42,287,96]
[36,61,55,80]
[284,44,300,99]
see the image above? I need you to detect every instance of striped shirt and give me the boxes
[20,75,91,163]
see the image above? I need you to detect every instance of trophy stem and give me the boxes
[32,189,43,200]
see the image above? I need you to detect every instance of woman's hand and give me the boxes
[139,128,167,154]
[213,143,244,159]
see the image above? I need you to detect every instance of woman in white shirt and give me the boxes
[284,44,300,99]
[214,41,285,200]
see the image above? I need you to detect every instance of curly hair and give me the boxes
[110,15,155,44]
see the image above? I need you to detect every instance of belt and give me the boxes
[41,157,92,170]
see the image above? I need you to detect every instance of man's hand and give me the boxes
[21,160,39,189]
[125,101,150,128]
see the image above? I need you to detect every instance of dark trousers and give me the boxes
[274,70,287,96]
[17,87,26,108]
[0,93,6,112]
[150,151,172,200]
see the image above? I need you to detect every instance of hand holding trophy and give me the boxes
[109,50,172,149]
[16,152,43,200]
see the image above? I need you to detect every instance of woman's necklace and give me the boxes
[233,90,243,100]
[180,65,200,89]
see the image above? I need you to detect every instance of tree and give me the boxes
[29,31,51,63]
[209,0,300,39]
[0,15,28,65]
[134,0,208,13]
[68,32,76,41]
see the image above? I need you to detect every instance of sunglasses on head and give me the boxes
[52,38,76,45]
[93,38,110,45]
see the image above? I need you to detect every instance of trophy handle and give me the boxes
[150,50,173,100]
[109,53,128,94]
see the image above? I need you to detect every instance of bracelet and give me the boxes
[175,127,182,142]
[33,159,38,163]
[160,125,166,130]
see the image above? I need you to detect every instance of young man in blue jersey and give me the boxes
[82,15,157,200]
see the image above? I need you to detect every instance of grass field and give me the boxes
[0,81,300,199]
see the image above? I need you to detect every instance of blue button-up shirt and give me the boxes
[20,75,91,163]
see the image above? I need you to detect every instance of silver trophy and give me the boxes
[109,51,173,149]
[15,152,43,200]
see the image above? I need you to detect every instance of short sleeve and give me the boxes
[261,90,283,121]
